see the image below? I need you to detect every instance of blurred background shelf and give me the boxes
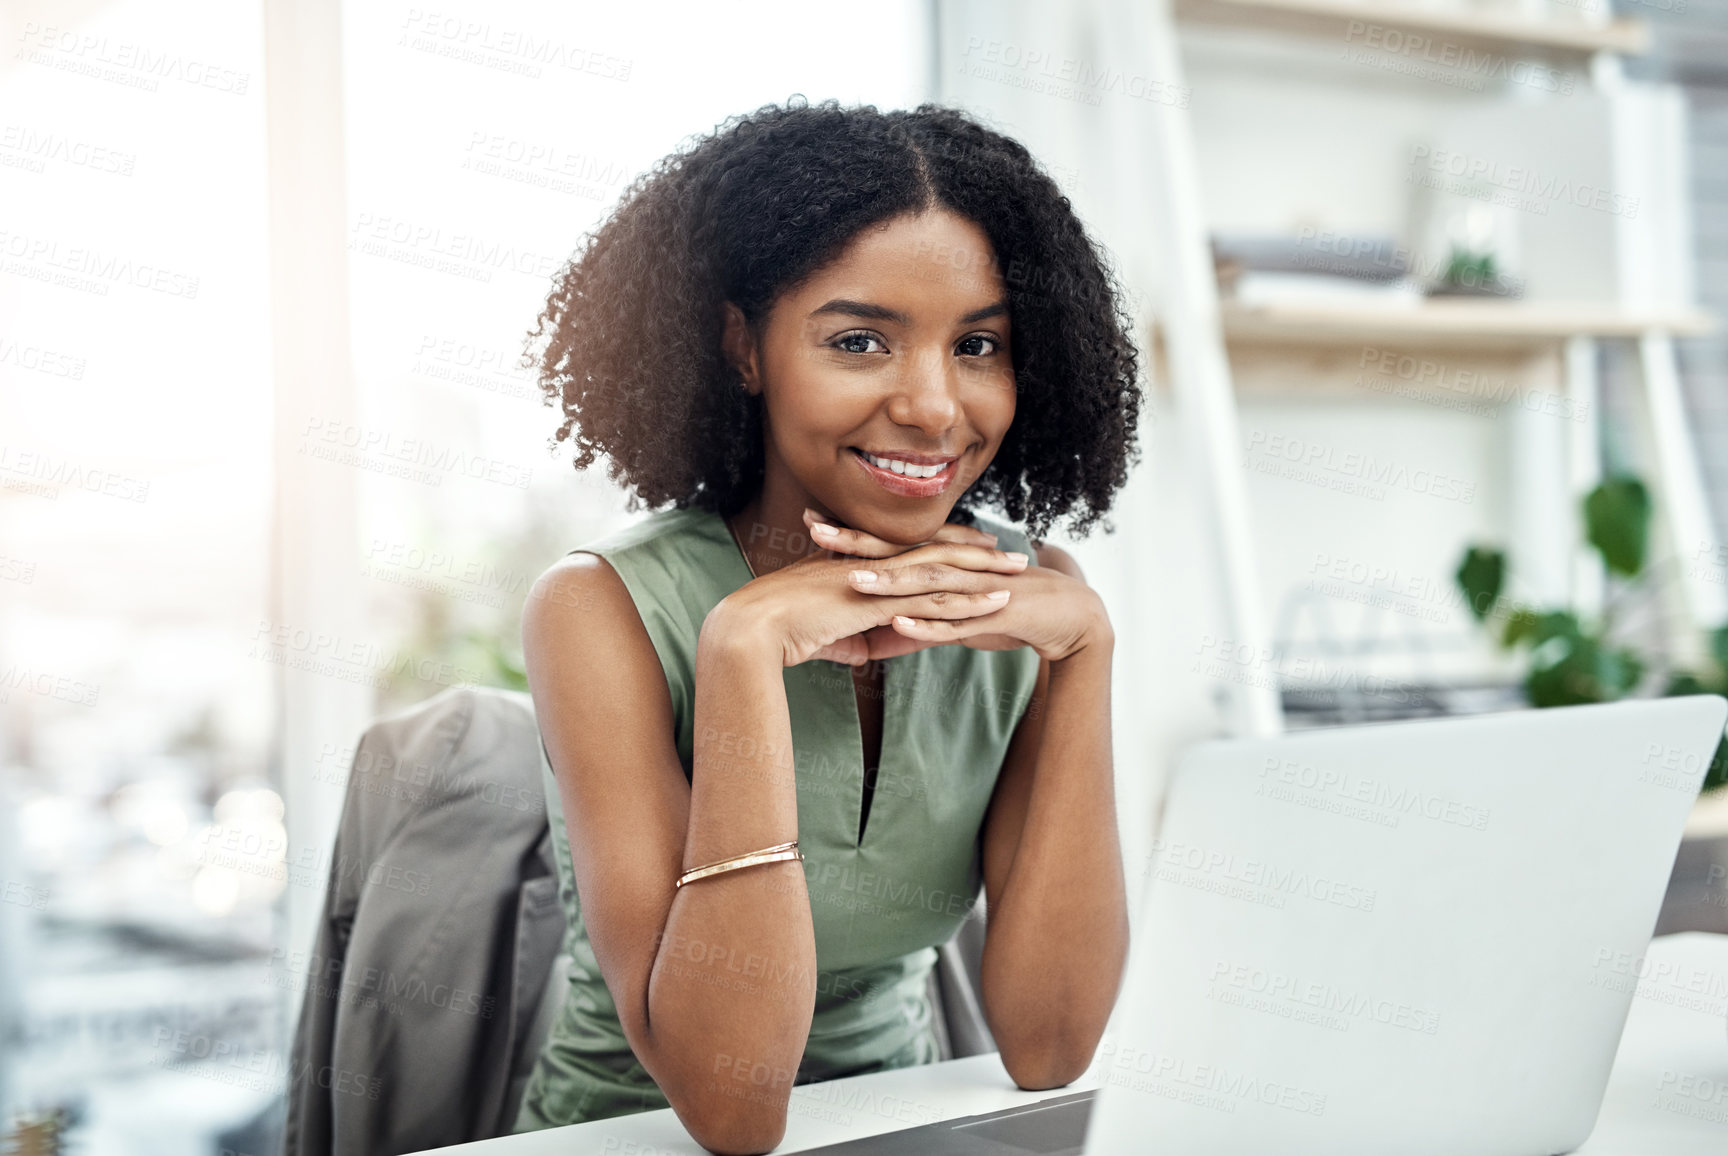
[1174,0,1651,56]
[1214,299,1719,348]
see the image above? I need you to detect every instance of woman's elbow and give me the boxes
[670,1079,791,1155]
[682,1103,788,1156]
[1000,1036,1098,1093]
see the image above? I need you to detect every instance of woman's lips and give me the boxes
[849,447,958,499]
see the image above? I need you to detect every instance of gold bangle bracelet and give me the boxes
[675,840,802,890]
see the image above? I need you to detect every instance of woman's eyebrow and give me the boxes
[811,298,909,325]
[959,301,1009,324]
[810,298,1010,326]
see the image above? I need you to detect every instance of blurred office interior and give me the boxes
[3,0,1727,1151]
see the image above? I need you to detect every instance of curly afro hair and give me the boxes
[526,96,1143,539]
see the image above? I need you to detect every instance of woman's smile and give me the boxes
[848,446,962,498]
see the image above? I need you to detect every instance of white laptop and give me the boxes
[803,695,1727,1155]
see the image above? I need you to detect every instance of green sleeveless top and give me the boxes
[512,505,1041,1131]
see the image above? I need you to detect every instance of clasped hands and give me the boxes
[732,507,1107,668]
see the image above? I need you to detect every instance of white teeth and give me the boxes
[863,451,947,479]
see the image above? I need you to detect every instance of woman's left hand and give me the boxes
[800,508,1110,664]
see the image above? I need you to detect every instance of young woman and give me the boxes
[513,98,1142,1154]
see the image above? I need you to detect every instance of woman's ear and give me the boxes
[721,302,762,396]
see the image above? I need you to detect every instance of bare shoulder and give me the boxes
[522,550,637,642]
[520,549,673,745]
[1031,541,1086,581]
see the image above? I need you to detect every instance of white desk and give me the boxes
[420,933,1728,1154]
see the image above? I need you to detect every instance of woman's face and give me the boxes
[729,208,1017,546]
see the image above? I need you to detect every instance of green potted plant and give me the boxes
[1454,474,1728,793]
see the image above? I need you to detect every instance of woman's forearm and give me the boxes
[979,638,1129,1088]
[639,603,817,1155]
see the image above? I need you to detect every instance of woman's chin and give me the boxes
[840,507,957,547]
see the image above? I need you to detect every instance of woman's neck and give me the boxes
[728,471,833,578]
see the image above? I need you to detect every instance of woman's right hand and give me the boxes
[702,512,1029,668]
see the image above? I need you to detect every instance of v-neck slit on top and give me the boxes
[512,506,1042,1132]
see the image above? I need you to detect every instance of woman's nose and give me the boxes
[884,352,962,435]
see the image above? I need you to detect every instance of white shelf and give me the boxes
[1175,0,1649,57]
[1213,299,1718,348]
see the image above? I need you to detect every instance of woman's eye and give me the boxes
[957,335,999,357]
[833,332,886,355]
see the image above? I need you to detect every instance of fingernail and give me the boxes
[894,616,916,627]
[850,569,877,585]
[986,590,1010,601]
[1005,551,1027,564]
[811,522,837,536]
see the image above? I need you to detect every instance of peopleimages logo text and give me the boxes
[1258,757,1492,831]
